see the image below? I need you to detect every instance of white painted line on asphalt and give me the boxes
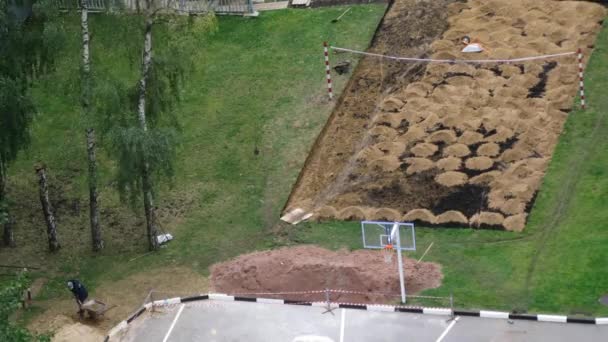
[435,317,459,342]
[163,304,185,342]
[480,310,509,319]
[339,308,346,342]
[537,314,567,323]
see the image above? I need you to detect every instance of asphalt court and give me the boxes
[117,300,608,342]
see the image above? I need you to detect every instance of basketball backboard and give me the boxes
[361,221,415,251]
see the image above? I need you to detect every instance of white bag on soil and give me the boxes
[462,43,484,53]
[156,233,173,245]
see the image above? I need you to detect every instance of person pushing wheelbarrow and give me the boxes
[67,279,89,317]
[67,279,114,320]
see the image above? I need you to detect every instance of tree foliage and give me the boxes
[0,272,49,342]
[0,0,65,161]
[105,12,216,206]
[0,0,64,230]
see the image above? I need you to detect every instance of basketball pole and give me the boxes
[393,223,406,304]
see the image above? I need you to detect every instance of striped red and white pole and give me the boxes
[578,48,586,110]
[324,41,334,100]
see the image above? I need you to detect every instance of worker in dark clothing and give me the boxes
[67,279,88,317]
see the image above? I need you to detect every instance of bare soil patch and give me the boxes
[210,245,442,304]
[285,0,606,231]
[51,321,104,342]
[26,267,208,340]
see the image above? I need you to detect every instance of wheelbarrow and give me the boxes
[80,299,115,320]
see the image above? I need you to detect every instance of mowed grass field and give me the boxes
[294,22,608,315]
[2,5,607,326]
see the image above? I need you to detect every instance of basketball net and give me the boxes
[383,244,394,263]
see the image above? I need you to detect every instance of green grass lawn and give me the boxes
[0,5,387,311]
[293,22,608,316]
[2,4,608,325]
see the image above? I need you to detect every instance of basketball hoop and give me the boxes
[383,244,394,263]
[361,221,416,304]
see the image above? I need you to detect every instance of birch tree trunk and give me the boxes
[138,18,160,251]
[0,159,15,247]
[87,129,103,250]
[35,165,60,252]
[3,214,15,247]
[81,0,103,251]
[0,159,5,202]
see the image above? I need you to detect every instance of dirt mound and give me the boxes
[504,213,527,232]
[443,144,471,158]
[337,206,369,220]
[470,211,505,228]
[436,157,462,171]
[284,0,606,230]
[411,143,438,157]
[477,143,500,157]
[372,207,402,221]
[465,157,494,171]
[436,210,468,225]
[403,209,436,224]
[210,245,443,304]
[404,157,435,174]
[436,171,468,187]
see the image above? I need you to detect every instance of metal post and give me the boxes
[394,223,406,304]
[322,288,335,315]
[578,48,586,110]
[450,292,454,319]
[323,42,334,100]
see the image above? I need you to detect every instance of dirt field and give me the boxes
[285,0,606,231]
[210,245,442,304]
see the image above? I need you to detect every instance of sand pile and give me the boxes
[210,245,443,304]
[285,0,606,231]
[52,321,104,342]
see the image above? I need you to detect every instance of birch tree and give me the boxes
[79,0,103,251]
[108,2,215,250]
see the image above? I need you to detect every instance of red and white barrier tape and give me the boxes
[324,41,333,100]
[327,289,448,300]
[225,288,449,300]
[330,46,576,64]
[578,48,586,110]
[227,290,327,296]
